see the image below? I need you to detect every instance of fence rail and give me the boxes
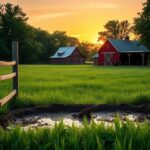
[0,61,16,66]
[0,72,16,81]
[0,90,17,107]
[0,41,18,107]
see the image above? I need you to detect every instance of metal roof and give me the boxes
[92,53,99,58]
[108,39,149,53]
[50,46,77,58]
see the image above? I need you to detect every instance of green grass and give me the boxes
[0,66,150,150]
[0,119,150,150]
[0,65,150,110]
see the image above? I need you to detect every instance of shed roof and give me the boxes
[108,39,149,53]
[92,53,99,58]
[50,46,77,58]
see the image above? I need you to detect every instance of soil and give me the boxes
[0,103,150,129]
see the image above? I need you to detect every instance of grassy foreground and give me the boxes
[0,119,150,150]
[0,66,150,150]
[0,65,150,110]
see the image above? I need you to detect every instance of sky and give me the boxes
[0,0,145,43]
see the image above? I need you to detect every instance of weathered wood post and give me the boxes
[12,41,19,96]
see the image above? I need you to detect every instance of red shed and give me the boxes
[98,38,150,66]
[50,46,85,64]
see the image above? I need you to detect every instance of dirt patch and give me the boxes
[13,112,150,129]
[0,103,150,128]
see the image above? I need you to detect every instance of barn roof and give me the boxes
[108,39,149,53]
[50,46,77,58]
[92,53,98,58]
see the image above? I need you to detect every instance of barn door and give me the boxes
[104,53,113,65]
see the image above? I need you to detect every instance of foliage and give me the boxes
[98,20,133,40]
[48,31,79,57]
[134,0,150,49]
[0,119,149,150]
[78,41,98,60]
[0,3,44,63]
[0,3,28,60]
[29,28,51,63]
[0,3,91,64]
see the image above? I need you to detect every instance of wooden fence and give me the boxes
[0,41,19,107]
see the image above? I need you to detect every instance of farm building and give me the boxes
[50,46,85,64]
[97,37,150,66]
[92,53,99,65]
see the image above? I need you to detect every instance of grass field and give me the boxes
[0,119,150,150]
[0,65,150,150]
[0,65,150,110]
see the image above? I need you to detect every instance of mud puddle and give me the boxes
[13,112,150,129]
[1,104,150,129]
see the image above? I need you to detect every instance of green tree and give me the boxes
[78,42,98,61]
[0,3,28,43]
[49,31,68,54]
[0,3,28,60]
[0,3,82,63]
[67,36,79,46]
[0,3,43,63]
[98,20,132,40]
[134,0,150,48]
[99,20,120,39]
[33,28,51,63]
[20,38,43,63]
[49,31,79,56]
[119,20,133,39]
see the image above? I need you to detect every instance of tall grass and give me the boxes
[0,65,150,110]
[0,119,149,150]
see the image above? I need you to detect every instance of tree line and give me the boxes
[0,1,150,63]
[0,3,97,63]
[98,0,150,49]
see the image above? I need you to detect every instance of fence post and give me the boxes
[12,41,19,96]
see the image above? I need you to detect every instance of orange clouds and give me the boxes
[0,0,145,43]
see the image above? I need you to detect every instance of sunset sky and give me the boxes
[1,0,145,43]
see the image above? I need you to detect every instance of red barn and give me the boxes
[97,38,150,66]
[50,46,85,64]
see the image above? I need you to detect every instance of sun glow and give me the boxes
[1,0,144,43]
[98,40,105,45]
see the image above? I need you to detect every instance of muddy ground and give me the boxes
[0,103,150,128]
